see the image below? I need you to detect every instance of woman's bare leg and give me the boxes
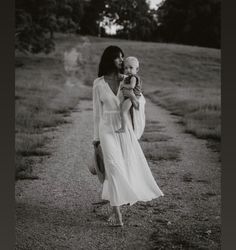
[116,99,132,133]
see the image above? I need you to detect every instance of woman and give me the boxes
[93,46,163,227]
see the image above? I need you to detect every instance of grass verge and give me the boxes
[15,34,93,179]
[147,87,221,141]
[141,142,181,161]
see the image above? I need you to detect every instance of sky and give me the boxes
[148,0,162,9]
[104,0,163,34]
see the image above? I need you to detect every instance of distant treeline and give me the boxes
[15,0,220,53]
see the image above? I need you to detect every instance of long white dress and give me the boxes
[93,76,164,206]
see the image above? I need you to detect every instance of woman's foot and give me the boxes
[116,128,125,133]
[107,211,123,227]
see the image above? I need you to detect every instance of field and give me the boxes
[15,34,221,176]
[15,34,221,249]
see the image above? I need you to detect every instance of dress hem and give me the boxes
[103,193,164,207]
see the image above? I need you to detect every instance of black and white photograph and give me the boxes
[15,0,221,249]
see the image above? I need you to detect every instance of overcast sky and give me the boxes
[148,0,162,9]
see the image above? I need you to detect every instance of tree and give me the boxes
[70,0,85,33]
[106,0,153,40]
[155,0,221,48]
[80,0,106,35]
[55,0,79,33]
[15,0,86,53]
[15,0,57,53]
[80,0,154,40]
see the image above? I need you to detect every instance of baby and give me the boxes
[116,56,142,133]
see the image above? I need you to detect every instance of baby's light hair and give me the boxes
[124,56,139,68]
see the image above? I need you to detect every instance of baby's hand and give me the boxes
[118,73,125,81]
[93,141,100,147]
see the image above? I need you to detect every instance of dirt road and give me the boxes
[16,97,221,249]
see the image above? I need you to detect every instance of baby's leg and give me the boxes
[116,99,133,133]
[130,94,140,110]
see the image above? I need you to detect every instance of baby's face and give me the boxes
[124,62,138,75]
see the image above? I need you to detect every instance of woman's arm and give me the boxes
[93,82,102,144]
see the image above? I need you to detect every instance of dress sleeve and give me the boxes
[132,93,146,139]
[93,82,102,141]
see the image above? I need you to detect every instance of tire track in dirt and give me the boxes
[144,98,221,249]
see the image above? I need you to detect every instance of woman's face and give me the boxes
[113,53,124,70]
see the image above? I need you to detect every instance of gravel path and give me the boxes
[16,98,221,249]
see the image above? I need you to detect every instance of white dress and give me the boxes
[93,76,164,206]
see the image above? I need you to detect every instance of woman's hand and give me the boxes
[93,140,100,147]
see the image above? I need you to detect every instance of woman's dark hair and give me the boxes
[98,46,124,77]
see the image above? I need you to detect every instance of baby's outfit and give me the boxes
[121,74,142,100]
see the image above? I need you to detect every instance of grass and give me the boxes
[148,87,221,140]
[135,42,221,141]
[141,132,171,142]
[144,123,164,133]
[15,33,220,178]
[15,35,220,248]
[81,35,221,141]
[141,142,181,161]
[15,34,93,179]
[15,133,50,157]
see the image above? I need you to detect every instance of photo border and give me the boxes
[2,0,236,249]
[222,0,236,249]
[0,1,15,249]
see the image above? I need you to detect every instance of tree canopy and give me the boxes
[15,0,221,53]
[155,0,220,48]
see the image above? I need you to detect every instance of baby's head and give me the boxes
[124,56,139,76]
